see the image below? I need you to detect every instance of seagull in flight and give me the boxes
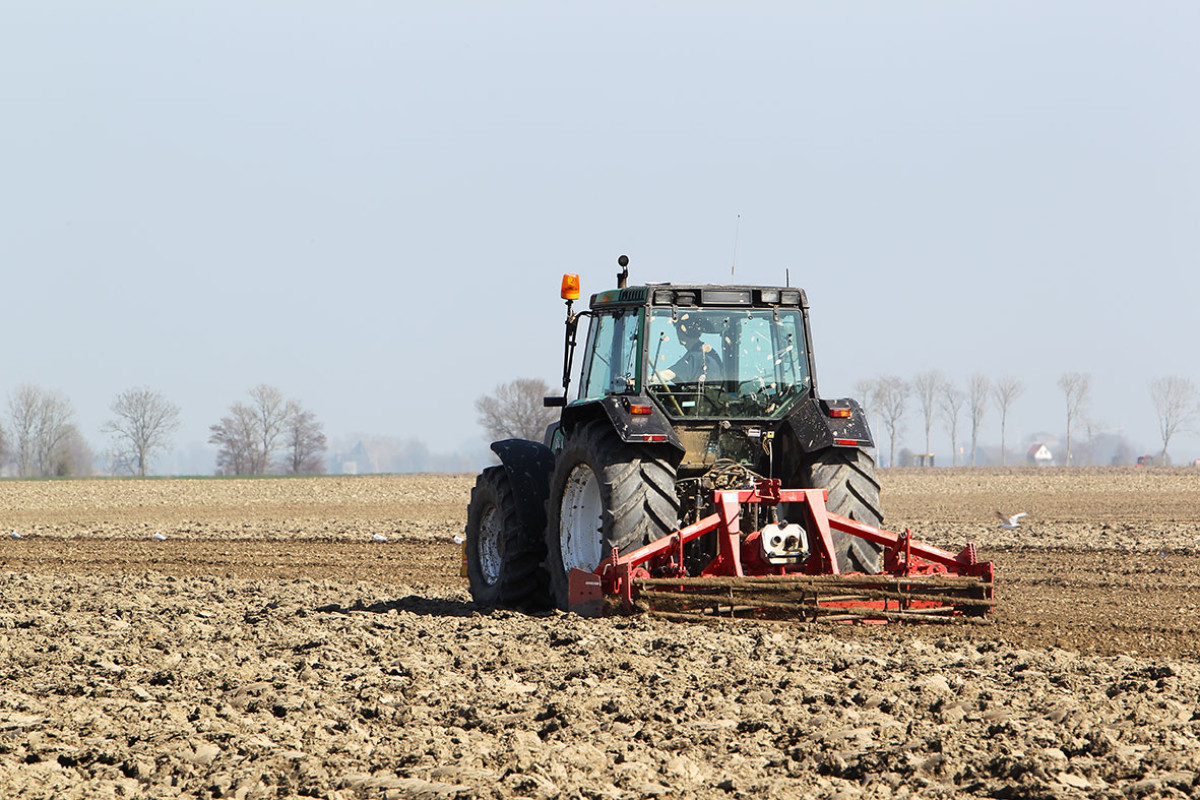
[996,512,1027,530]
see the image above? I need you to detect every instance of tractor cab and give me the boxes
[552,267,854,483]
[577,299,812,421]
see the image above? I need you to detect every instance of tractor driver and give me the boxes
[656,316,723,383]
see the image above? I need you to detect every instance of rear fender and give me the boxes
[560,397,685,455]
[782,397,875,453]
[489,439,556,537]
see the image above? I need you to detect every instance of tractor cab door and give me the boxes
[577,306,644,400]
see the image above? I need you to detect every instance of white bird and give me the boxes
[372,533,388,543]
[153,532,168,541]
[452,534,465,545]
[10,530,22,540]
[996,512,1027,530]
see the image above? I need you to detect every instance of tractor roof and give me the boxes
[589,283,808,310]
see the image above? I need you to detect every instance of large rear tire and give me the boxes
[465,467,550,610]
[797,448,885,574]
[544,420,679,610]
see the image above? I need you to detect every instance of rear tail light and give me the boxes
[828,407,852,419]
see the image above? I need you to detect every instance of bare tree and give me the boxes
[1058,372,1091,466]
[209,403,257,475]
[282,407,327,474]
[853,378,879,411]
[8,385,42,476]
[1078,416,1105,466]
[210,386,321,475]
[475,378,560,442]
[248,385,290,474]
[6,384,81,477]
[54,425,94,477]
[968,374,990,467]
[938,382,966,467]
[1150,376,1199,465]
[853,378,880,443]
[873,376,909,469]
[992,377,1025,467]
[101,386,182,476]
[912,371,943,457]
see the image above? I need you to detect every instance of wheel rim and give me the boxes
[478,503,503,585]
[560,463,603,572]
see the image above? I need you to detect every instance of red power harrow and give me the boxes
[568,479,995,623]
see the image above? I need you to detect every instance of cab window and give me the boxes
[579,309,641,399]
[646,307,809,419]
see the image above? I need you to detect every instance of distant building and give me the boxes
[1027,443,1054,466]
[334,441,372,475]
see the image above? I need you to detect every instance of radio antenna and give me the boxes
[731,213,741,278]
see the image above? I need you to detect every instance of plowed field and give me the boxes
[2,468,1200,799]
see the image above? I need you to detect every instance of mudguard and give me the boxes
[489,439,556,537]
[782,397,875,453]
[560,397,685,454]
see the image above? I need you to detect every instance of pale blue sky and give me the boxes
[3,3,1198,470]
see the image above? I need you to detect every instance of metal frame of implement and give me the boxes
[568,479,995,622]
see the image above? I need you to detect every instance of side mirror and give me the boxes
[544,396,567,408]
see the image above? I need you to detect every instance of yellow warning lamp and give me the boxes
[561,273,581,301]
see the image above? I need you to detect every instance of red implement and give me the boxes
[567,479,994,622]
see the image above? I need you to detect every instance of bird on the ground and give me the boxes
[10,530,22,540]
[372,533,388,543]
[153,532,168,541]
[996,512,1027,530]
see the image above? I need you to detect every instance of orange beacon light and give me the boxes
[561,274,581,300]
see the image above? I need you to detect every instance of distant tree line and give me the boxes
[0,383,327,478]
[854,371,1200,468]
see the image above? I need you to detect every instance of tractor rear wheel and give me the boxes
[544,420,679,610]
[798,447,885,574]
[465,466,550,610]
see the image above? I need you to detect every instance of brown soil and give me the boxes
[2,468,1199,799]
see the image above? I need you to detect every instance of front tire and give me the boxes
[797,448,885,573]
[465,467,549,610]
[543,421,679,610]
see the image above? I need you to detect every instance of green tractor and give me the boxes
[465,256,884,611]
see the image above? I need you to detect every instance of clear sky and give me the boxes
[3,3,1198,471]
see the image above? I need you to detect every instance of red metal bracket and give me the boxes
[567,568,603,617]
[579,479,993,617]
